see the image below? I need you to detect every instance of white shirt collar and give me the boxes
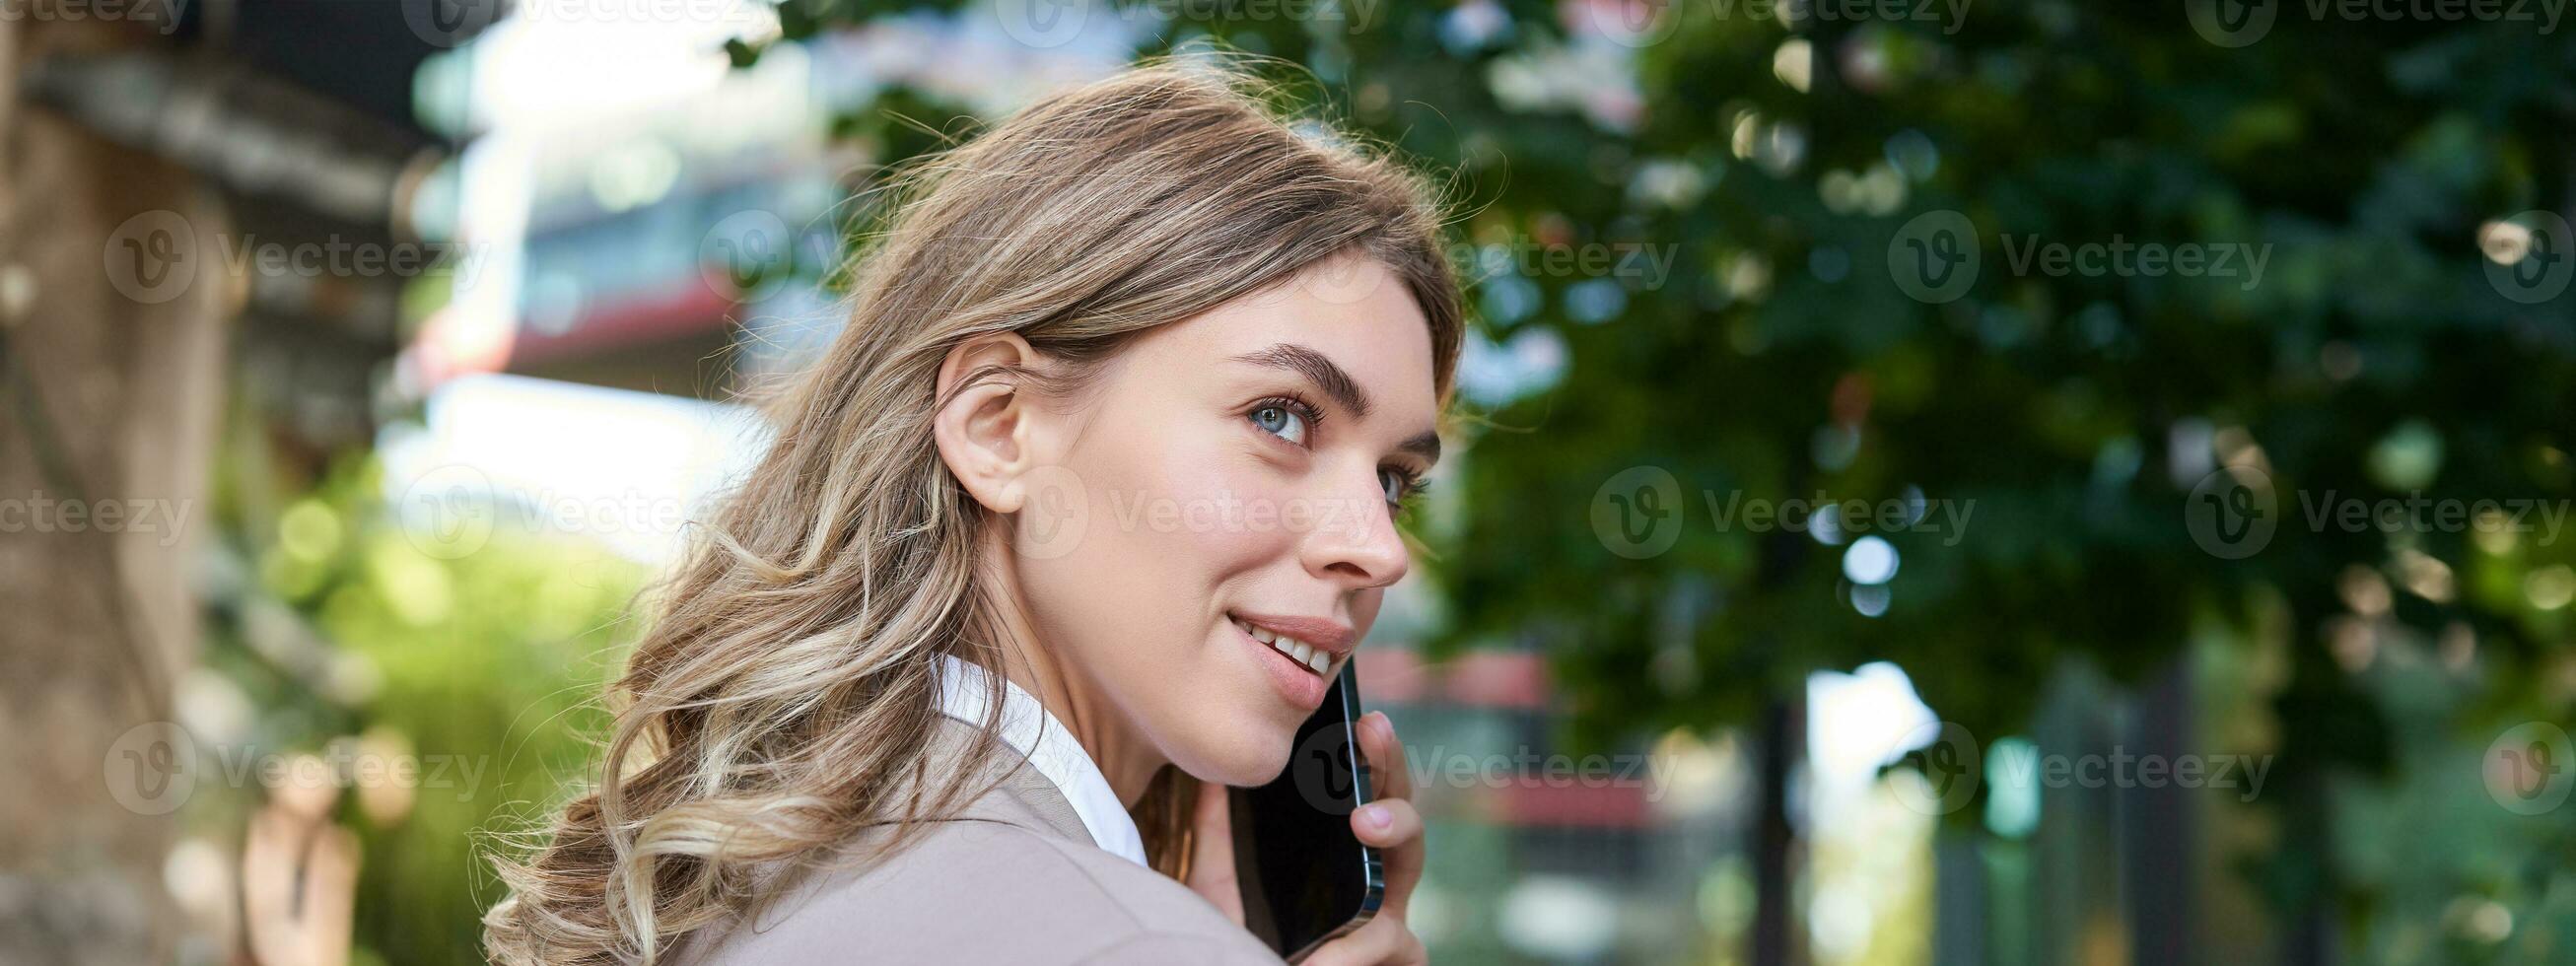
[933,654,1149,867]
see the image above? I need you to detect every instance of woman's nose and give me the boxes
[1301,467,1410,589]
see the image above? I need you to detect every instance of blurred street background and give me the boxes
[5,1,2575,964]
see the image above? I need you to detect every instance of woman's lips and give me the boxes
[1230,614,1334,710]
[1233,614,1335,675]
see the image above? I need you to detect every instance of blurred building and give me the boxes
[2,3,497,962]
[397,7,1138,401]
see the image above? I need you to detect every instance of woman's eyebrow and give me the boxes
[1232,342,1438,460]
[1231,343,1372,420]
[1396,429,1441,462]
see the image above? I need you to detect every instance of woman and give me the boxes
[483,60,1461,965]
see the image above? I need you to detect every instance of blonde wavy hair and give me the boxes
[481,59,1465,965]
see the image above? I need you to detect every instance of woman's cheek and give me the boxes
[1140,439,1283,561]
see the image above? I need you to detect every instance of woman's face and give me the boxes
[1012,254,1440,787]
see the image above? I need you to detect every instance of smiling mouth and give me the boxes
[1231,614,1334,676]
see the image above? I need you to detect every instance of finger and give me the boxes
[241,808,292,964]
[309,825,362,966]
[1352,796,1423,851]
[1352,797,1426,918]
[1358,711,1412,802]
[1299,913,1426,966]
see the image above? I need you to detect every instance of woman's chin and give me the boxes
[1173,728,1298,788]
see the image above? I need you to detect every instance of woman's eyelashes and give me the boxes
[1379,466,1428,511]
[1244,394,1429,514]
[1245,395,1323,447]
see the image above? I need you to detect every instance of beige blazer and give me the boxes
[677,718,1283,965]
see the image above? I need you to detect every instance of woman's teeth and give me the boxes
[1235,618,1331,676]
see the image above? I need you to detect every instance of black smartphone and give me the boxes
[1229,662,1384,962]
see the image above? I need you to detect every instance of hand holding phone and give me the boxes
[1224,664,1427,963]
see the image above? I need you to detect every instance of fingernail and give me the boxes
[1359,804,1391,830]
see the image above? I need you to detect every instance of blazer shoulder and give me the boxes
[1005,821,1268,944]
[684,817,1279,965]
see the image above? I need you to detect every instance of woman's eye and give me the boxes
[1249,404,1308,445]
[1380,468,1427,508]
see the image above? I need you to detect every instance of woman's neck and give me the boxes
[973,546,1167,810]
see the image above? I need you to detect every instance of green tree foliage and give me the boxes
[210,455,646,965]
[755,0,2576,954]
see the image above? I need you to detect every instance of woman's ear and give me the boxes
[933,331,1047,514]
